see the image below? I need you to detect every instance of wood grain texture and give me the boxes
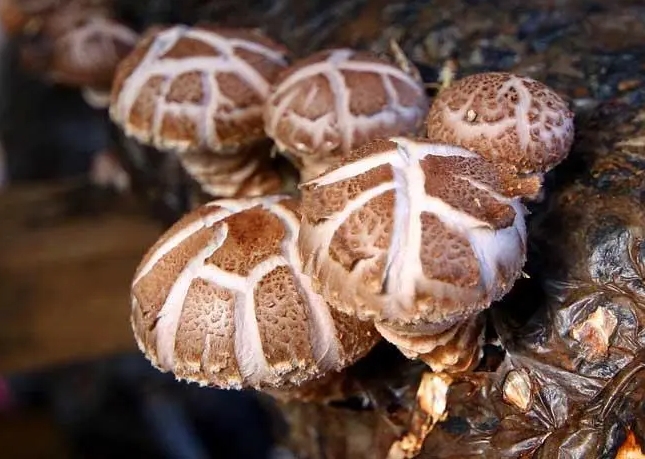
[0,181,162,374]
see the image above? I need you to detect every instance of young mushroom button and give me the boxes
[298,138,536,368]
[109,25,290,197]
[130,196,379,389]
[426,72,575,175]
[264,48,429,181]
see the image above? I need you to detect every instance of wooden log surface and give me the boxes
[0,181,162,374]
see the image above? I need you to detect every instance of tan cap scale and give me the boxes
[299,138,537,370]
[264,48,429,181]
[426,72,575,175]
[131,196,379,389]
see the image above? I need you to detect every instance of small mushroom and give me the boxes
[426,72,575,176]
[299,137,534,370]
[12,0,137,107]
[47,14,138,102]
[131,195,380,389]
[264,48,429,181]
[110,24,290,198]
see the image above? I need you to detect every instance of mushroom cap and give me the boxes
[131,195,379,389]
[48,15,138,89]
[299,137,533,330]
[110,24,290,155]
[264,48,429,179]
[426,72,575,174]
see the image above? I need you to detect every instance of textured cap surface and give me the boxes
[131,196,379,389]
[299,137,531,330]
[264,48,428,179]
[110,25,289,154]
[426,72,575,174]
[47,13,138,89]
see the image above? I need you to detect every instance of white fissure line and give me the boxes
[63,18,138,68]
[303,151,394,187]
[133,209,231,286]
[154,224,230,370]
[381,140,426,311]
[271,203,341,371]
[500,77,533,151]
[268,49,425,154]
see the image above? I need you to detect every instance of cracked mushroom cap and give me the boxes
[47,14,138,90]
[426,72,575,175]
[299,137,535,333]
[131,195,379,389]
[110,24,290,155]
[264,48,429,180]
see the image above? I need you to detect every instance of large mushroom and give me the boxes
[264,48,429,181]
[298,137,539,371]
[110,24,290,199]
[426,72,575,177]
[130,195,379,389]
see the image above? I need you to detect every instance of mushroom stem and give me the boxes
[388,39,423,85]
[375,315,486,373]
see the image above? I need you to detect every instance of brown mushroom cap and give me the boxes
[48,15,138,89]
[264,48,429,180]
[299,137,534,331]
[110,24,290,155]
[426,72,575,174]
[131,195,379,389]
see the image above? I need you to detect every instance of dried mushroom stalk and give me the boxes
[417,88,645,459]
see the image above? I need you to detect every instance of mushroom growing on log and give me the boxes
[264,48,428,181]
[417,88,645,459]
[298,137,539,371]
[426,72,575,180]
[130,195,380,389]
[110,24,290,200]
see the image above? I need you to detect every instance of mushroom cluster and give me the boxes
[120,23,576,392]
